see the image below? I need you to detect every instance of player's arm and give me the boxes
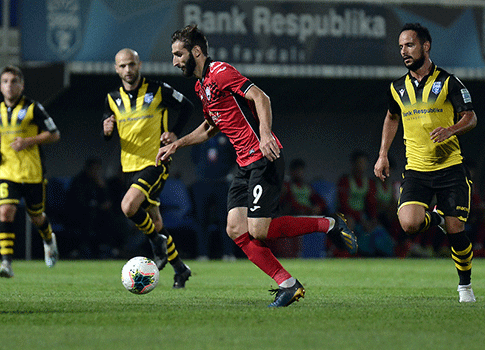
[156,119,219,165]
[374,110,400,181]
[431,76,478,143]
[102,96,117,140]
[245,85,280,161]
[430,110,477,143]
[10,130,60,152]
[11,102,60,152]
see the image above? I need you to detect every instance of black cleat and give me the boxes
[268,279,305,307]
[173,265,191,289]
[328,213,358,254]
[149,234,168,271]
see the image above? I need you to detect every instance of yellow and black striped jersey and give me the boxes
[388,64,473,172]
[103,78,192,173]
[0,96,58,183]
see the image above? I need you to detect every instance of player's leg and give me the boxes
[121,186,169,269]
[147,204,191,288]
[436,165,474,302]
[0,203,17,277]
[265,213,357,254]
[397,170,443,235]
[0,181,22,277]
[228,156,304,307]
[25,181,58,268]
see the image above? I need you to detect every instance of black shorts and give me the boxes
[0,179,47,216]
[227,154,285,218]
[398,164,472,222]
[125,164,170,209]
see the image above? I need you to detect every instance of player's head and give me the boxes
[0,65,24,103]
[171,25,209,78]
[399,23,431,72]
[114,48,141,87]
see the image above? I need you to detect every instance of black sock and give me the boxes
[447,231,472,285]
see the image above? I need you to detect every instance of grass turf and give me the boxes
[0,258,484,349]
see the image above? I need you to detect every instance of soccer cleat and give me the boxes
[268,279,305,307]
[433,206,447,234]
[43,232,59,268]
[0,260,14,278]
[458,284,476,303]
[328,213,358,254]
[149,234,168,271]
[173,265,191,289]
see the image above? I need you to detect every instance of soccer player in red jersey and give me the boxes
[156,25,358,307]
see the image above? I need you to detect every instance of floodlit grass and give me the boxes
[0,258,484,349]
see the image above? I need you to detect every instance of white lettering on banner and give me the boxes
[184,4,248,34]
[184,4,386,43]
[253,7,386,43]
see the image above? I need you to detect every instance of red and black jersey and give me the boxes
[195,59,282,167]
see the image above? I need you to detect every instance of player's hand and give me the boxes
[430,126,452,143]
[155,143,177,166]
[374,156,390,182]
[103,115,115,136]
[260,133,280,162]
[10,137,31,152]
[161,131,177,145]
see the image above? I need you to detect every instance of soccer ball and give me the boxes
[121,256,159,294]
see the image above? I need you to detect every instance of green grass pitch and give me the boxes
[0,258,484,350]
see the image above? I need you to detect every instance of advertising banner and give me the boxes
[21,0,485,77]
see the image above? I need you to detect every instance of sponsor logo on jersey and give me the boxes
[116,98,122,106]
[399,88,405,97]
[461,88,472,103]
[249,205,261,212]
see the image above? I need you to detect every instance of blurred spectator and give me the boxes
[337,150,395,257]
[190,133,237,260]
[65,157,118,259]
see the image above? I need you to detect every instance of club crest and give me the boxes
[46,0,82,60]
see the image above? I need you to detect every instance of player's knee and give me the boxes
[30,213,45,227]
[226,222,244,240]
[0,205,16,222]
[400,219,420,235]
[121,198,137,218]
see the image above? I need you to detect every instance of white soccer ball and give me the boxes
[121,256,159,294]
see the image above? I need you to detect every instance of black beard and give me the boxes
[405,55,425,72]
[183,53,196,77]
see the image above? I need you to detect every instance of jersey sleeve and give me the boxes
[387,83,401,115]
[159,82,194,136]
[447,75,474,113]
[103,94,114,121]
[33,102,58,132]
[212,62,253,97]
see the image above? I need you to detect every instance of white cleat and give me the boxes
[458,284,476,303]
[43,232,59,268]
[0,260,14,278]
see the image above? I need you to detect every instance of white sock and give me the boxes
[327,217,336,231]
[279,277,296,288]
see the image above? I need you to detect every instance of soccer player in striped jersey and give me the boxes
[374,23,478,302]
[156,25,358,307]
[0,65,60,277]
[103,48,193,288]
